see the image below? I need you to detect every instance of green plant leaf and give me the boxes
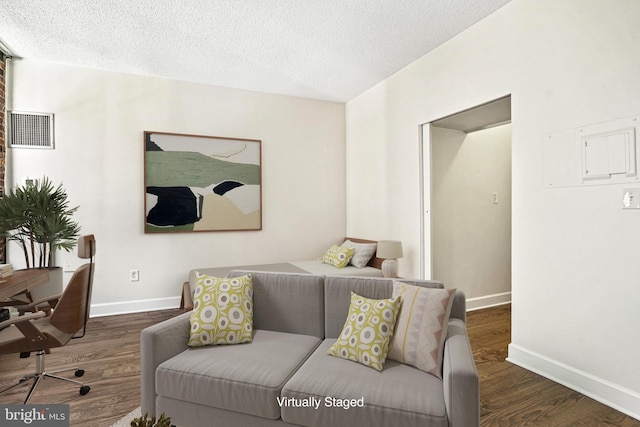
[0,176,81,268]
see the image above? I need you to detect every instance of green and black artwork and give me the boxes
[144,131,261,233]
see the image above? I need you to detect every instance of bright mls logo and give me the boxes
[1,405,69,426]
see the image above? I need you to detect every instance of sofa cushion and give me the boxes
[156,329,321,420]
[227,270,325,339]
[282,339,448,427]
[327,292,400,371]
[324,276,444,338]
[188,273,253,347]
[387,282,455,378]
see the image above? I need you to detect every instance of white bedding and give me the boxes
[290,260,383,277]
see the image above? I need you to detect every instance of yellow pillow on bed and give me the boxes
[322,244,355,269]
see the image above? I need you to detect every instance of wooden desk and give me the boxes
[0,269,50,301]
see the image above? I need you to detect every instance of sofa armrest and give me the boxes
[443,319,479,427]
[449,290,466,322]
[140,311,191,416]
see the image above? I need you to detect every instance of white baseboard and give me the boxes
[507,343,640,421]
[466,291,511,311]
[89,296,182,318]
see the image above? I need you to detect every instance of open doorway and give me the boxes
[421,95,512,310]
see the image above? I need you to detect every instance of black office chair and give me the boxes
[0,235,95,403]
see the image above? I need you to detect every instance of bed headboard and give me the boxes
[343,237,384,269]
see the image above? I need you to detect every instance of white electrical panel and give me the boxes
[543,115,640,188]
[581,126,636,181]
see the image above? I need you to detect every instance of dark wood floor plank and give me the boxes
[0,309,180,426]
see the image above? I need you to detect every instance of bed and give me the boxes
[180,238,383,311]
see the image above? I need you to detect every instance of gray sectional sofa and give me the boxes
[141,270,479,427]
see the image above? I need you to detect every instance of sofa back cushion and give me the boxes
[324,277,451,339]
[227,270,325,339]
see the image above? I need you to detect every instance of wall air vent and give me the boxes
[8,111,55,149]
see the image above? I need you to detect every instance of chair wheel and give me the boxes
[79,385,90,395]
[74,369,84,377]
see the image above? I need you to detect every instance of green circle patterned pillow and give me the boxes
[322,244,356,269]
[327,292,400,370]
[188,273,253,347]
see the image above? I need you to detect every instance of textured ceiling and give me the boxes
[0,0,511,102]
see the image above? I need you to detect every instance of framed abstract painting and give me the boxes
[144,131,262,233]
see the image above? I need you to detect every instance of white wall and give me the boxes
[431,125,511,309]
[7,59,347,315]
[346,0,640,419]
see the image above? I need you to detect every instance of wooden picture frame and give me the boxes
[144,131,262,233]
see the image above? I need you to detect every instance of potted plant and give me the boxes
[130,413,171,427]
[0,177,80,299]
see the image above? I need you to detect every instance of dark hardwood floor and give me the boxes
[467,305,639,426]
[0,304,638,426]
[0,309,181,426]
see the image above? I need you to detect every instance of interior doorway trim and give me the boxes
[419,94,512,280]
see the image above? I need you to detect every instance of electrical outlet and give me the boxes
[130,269,140,282]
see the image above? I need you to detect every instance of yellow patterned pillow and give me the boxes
[188,273,253,347]
[327,292,400,370]
[322,244,355,269]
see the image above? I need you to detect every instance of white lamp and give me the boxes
[376,240,403,278]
